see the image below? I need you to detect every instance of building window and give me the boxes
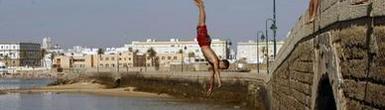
[112,64,115,67]
[111,57,115,61]
[119,58,122,60]
[105,58,109,61]
[168,56,171,60]
[162,56,165,60]
[173,56,177,60]
[128,58,132,61]
[106,64,109,67]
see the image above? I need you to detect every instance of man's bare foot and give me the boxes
[194,0,204,7]
[206,87,213,96]
[306,16,315,24]
[217,80,222,88]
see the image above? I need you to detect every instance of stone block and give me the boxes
[290,80,312,95]
[291,71,314,84]
[278,84,292,96]
[338,26,367,46]
[374,26,385,59]
[339,0,370,21]
[333,26,367,60]
[290,61,314,73]
[369,26,385,83]
[371,0,385,17]
[320,2,339,29]
[369,66,385,83]
[342,79,366,101]
[291,89,311,107]
[340,59,368,79]
[280,94,292,109]
[365,82,385,107]
[320,0,338,12]
[339,46,368,60]
[276,78,290,87]
[288,96,308,110]
[345,99,365,110]
[303,22,314,38]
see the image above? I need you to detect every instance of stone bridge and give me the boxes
[268,0,385,110]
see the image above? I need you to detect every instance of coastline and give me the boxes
[2,82,171,98]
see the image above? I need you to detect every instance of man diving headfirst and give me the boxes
[193,0,230,95]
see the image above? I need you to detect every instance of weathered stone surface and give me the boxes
[371,0,385,17]
[365,82,385,108]
[276,78,290,88]
[339,0,370,21]
[278,83,292,96]
[340,59,368,79]
[302,22,314,39]
[320,0,338,12]
[369,26,385,83]
[290,61,314,73]
[291,71,314,84]
[333,26,368,60]
[291,88,311,107]
[287,96,308,110]
[290,80,312,95]
[342,79,367,100]
[290,41,314,63]
[345,99,365,110]
[321,2,339,29]
[331,26,367,44]
[339,46,368,60]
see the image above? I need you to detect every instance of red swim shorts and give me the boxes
[196,25,211,47]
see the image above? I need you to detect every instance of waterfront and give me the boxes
[0,79,246,110]
[0,79,54,90]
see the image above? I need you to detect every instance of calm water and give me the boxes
[0,79,244,110]
[0,79,54,90]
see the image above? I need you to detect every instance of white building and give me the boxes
[64,46,99,56]
[0,42,42,67]
[126,38,231,63]
[42,37,53,50]
[236,40,284,64]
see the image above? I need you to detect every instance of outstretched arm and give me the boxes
[194,0,206,26]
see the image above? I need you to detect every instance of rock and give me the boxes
[0,91,6,95]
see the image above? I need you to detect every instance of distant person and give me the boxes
[193,0,230,95]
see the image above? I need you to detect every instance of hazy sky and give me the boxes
[0,0,308,48]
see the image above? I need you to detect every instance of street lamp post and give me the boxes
[273,0,278,58]
[256,31,264,74]
[265,18,275,74]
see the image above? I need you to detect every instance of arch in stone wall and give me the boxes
[314,74,336,110]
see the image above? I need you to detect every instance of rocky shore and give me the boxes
[33,72,266,110]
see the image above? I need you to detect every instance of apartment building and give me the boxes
[236,41,284,64]
[0,42,41,67]
[125,38,231,63]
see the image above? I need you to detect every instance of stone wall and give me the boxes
[269,0,385,110]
